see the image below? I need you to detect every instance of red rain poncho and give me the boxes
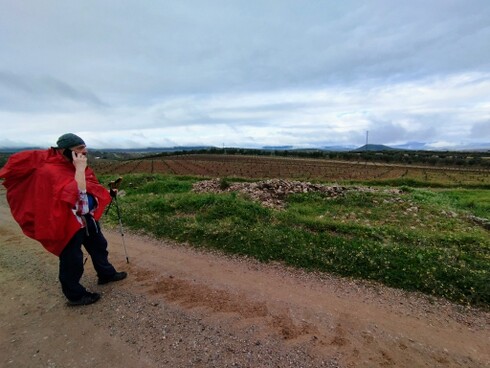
[0,148,111,256]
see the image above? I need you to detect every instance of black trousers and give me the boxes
[59,219,116,301]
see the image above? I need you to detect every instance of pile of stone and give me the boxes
[467,215,490,230]
[192,178,350,209]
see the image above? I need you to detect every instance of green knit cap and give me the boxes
[56,133,85,149]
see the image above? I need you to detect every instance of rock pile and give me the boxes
[193,178,350,209]
[467,215,490,230]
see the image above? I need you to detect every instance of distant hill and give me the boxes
[2,142,489,155]
[354,144,398,151]
[262,146,294,150]
[91,146,215,153]
[322,145,356,151]
[393,142,429,150]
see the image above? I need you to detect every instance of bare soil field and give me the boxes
[1,187,489,368]
[90,154,490,186]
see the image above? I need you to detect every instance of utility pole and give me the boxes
[365,130,369,150]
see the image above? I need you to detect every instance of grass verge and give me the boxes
[101,173,490,307]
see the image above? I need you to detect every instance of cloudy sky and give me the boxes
[1,1,489,149]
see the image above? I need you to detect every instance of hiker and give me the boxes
[0,133,127,306]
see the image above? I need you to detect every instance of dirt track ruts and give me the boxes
[0,187,489,367]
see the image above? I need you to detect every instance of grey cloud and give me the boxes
[366,120,438,145]
[367,121,409,144]
[0,71,107,111]
[3,1,489,97]
[0,1,489,148]
[470,121,490,139]
[196,1,490,91]
[217,102,310,114]
[0,138,38,148]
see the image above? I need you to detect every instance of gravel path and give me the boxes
[1,188,489,368]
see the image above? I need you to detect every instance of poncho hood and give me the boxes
[0,148,111,256]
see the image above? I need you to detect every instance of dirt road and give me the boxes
[0,188,488,367]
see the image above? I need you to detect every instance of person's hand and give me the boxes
[72,151,87,171]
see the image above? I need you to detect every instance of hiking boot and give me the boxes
[67,292,101,306]
[97,271,128,285]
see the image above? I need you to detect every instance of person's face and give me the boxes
[71,144,87,155]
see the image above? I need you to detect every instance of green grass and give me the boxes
[439,189,490,219]
[101,173,490,307]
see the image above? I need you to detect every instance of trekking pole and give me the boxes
[108,177,129,263]
[113,194,129,263]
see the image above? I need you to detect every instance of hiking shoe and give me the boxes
[67,292,101,306]
[98,271,128,285]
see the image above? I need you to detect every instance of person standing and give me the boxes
[0,133,127,306]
